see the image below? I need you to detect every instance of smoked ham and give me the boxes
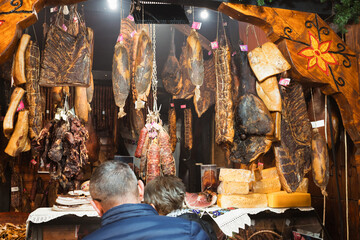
[146,140,160,183]
[256,76,281,112]
[159,128,176,176]
[169,108,177,152]
[274,81,312,192]
[186,29,204,102]
[12,34,31,86]
[25,40,42,140]
[162,28,182,95]
[132,30,153,109]
[135,127,148,158]
[230,42,273,164]
[75,87,88,123]
[184,108,193,150]
[214,37,234,145]
[140,133,150,179]
[311,128,329,196]
[112,41,130,118]
[3,87,25,138]
[5,110,30,157]
[173,45,195,100]
[185,191,217,209]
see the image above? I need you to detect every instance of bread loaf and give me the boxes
[267,191,311,208]
[217,193,267,208]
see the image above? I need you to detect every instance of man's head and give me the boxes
[144,175,186,215]
[89,161,144,216]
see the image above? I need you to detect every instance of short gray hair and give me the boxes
[90,161,138,207]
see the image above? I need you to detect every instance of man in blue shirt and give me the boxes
[84,161,209,240]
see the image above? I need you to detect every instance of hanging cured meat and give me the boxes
[173,45,195,100]
[162,28,182,95]
[169,108,177,152]
[140,133,150,179]
[159,128,176,176]
[5,110,30,157]
[214,37,234,145]
[135,127,148,158]
[311,128,329,196]
[75,87,88,123]
[184,108,193,150]
[186,29,204,102]
[307,88,339,149]
[146,139,160,183]
[12,34,31,86]
[230,42,274,164]
[3,87,25,138]
[85,114,100,164]
[194,58,216,118]
[256,76,281,112]
[86,27,95,110]
[274,81,312,192]
[120,18,136,53]
[130,106,145,137]
[112,41,130,118]
[25,40,42,140]
[132,30,153,109]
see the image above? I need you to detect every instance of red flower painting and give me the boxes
[298,32,338,75]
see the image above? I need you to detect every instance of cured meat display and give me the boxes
[162,28,182,95]
[135,111,176,183]
[75,87,88,123]
[3,87,25,138]
[194,58,216,118]
[184,108,193,150]
[5,110,30,157]
[256,76,281,112]
[184,191,217,209]
[311,128,329,196]
[33,114,89,191]
[12,34,31,86]
[173,45,195,100]
[230,43,274,164]
[214,37,234,145]
[186,29,204,101]
[168,107,177,152]
[274,81,312,192]
[25,40,43,140]
[112,41,130,118]
[132,30,153,109]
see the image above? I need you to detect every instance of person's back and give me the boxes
[83,161,209,240]
[144,175,217,240]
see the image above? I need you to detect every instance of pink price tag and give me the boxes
[62,24,67,32]
[208,51,212,56]
[223,22,228,26]
[258,162,264,167]
[117,34,123,43]
[130,30,136,38]
[30,159,37,166]
[180,105,186,109]
[211,41,219,49]
[231,51,236,56]
[170,103,174,107]
[279,78,291,86]
[16,101,24,112]
[191,22,202,30]
[239,45,248,51]
[0,20,5,26]
[127,15,134,21]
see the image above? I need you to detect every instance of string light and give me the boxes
[200,9,208,20]
[107,0,118,11]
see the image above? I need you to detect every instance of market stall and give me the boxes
[0,0,359,239]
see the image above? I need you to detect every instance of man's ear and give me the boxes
[138,180,145,202]
[91,200,105,217]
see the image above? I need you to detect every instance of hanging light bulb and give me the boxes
[107,0,118,11]
[200,9,208,20]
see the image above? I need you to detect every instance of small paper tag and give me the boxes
[11,187,19,192]
[16,101,24,112]
[239,45,248,51]
[223,22,228,27]
[63,6,69,15]
[180,105,186,109]
[170,103,174,107]
[279,78,291,86]
[191,22,202,30]
[311,120,325,128]
[30,159,37,165]
[73,16,78,23]
[208,51,212,56]
[117,34,123,43]
[0,20,5,26]
[62,24,68,32]
[127,15,134,21]
[211,41,219,49]
[50,7,58,13]
[130,30,136,38]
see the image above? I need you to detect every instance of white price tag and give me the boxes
[11,187,19,192]
[311,120,325,128]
